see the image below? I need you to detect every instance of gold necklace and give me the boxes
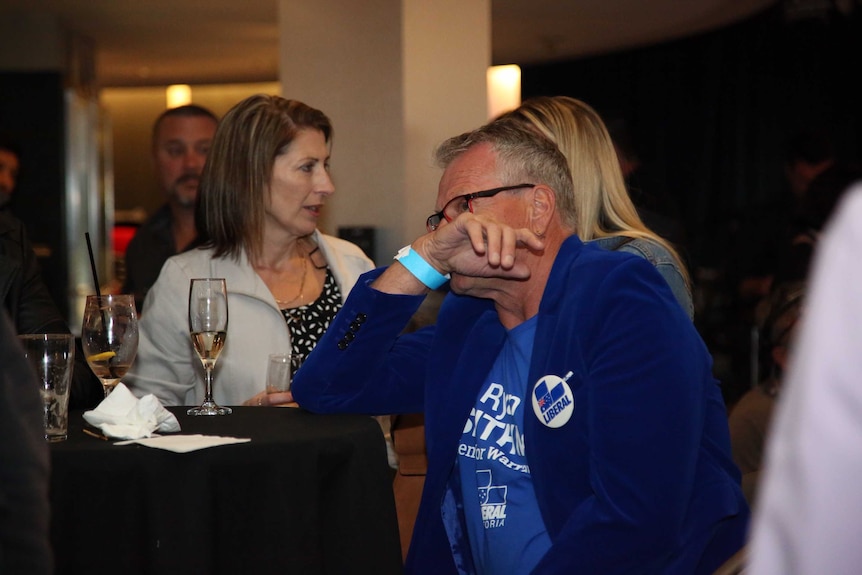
[274,254,308,308]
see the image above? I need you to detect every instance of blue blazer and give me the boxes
[293,235,748,575]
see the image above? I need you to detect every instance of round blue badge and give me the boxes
[531,374,574,428]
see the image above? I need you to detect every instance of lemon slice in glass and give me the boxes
[87,351,117,362]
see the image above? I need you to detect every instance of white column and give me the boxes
[279,0,490,262]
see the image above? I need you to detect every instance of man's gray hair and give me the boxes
[434,119,577,230]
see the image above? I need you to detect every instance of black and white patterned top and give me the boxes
[280,268,342,373]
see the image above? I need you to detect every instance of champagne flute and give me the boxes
[81,294,139,398]
[187,278,231,415]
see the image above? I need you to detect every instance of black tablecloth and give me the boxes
[49,406,403,575]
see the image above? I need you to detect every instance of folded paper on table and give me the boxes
[83,383,181,439]
[113,434,251,453]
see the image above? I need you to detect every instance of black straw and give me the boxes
[85,232,101,297]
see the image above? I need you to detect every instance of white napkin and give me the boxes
[83,383,181,439]
[113,434,251,453]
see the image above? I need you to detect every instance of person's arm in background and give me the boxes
[0,213,102,409]
[0,309,52,575]
[728,398,768,508]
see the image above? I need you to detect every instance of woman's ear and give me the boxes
[529,185,556,238]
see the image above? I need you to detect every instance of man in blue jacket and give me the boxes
[292,118,748,574]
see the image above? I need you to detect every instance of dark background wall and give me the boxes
[524,4,860,269]
[521,3,862,405]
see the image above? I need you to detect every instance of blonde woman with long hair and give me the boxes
[499,96,693,318]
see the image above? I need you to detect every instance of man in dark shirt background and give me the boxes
[122,104,218,312]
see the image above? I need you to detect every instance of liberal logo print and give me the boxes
[531,371,574,428]
[477,469,508,528]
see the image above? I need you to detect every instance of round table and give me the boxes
[49,406,403,574]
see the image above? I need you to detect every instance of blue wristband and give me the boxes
[394,245,450,289]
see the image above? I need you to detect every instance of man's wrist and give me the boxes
[394,245,450,289]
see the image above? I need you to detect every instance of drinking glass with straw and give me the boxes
[80,233,140,397]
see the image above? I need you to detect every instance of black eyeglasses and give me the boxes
[425,183,535,232]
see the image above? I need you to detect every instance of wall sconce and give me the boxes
[166,84,192,108]
[487,65,521,119]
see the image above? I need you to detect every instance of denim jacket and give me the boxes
[590,235,693,319]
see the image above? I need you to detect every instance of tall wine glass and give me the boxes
[81,294,139,398]
[187,278,231,415]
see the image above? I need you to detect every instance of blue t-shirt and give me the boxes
[457,316,552,574]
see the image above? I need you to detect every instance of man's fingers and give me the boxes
[463,218,488,255]
[426,214,544,276]
[484,223,504,267]
[499,226,518,269]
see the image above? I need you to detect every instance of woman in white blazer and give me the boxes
[125,95,375,408]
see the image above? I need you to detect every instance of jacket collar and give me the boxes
[539,234,584,316]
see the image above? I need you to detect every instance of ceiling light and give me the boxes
[166,84,192,108]
[487,65,521,120]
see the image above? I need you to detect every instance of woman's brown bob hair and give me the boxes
[196,94,333,260]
